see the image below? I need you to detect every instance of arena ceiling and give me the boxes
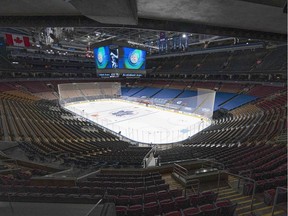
[0,0,286,51]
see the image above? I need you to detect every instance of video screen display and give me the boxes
[110,48,119,69]
[94,46,110,69]
[122,47,146,70]
[94,46,146,70]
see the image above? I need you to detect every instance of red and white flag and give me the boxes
[5,34,31,47]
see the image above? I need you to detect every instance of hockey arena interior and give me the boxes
[0,1,287,216]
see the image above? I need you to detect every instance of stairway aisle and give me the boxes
[161,173,183,190]
[161,173,286,215]
[209,175,287,216]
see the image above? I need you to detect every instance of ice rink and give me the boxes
[65,99,211,144]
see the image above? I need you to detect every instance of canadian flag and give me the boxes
[5,34,31,47]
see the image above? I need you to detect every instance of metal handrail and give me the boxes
[2,159,19,170]
[173,163,188,178]
[142,144,156,168]
[161,158,198,165]
[218,170,257,211]
[185,178,200,196]
[271,187,287,216]
[84,199,103,216]
[173,163,201,197]
[197,159,226,194]
[239,169,252,176]
[76,169,101,181]
[238,169,253,188]
[200,158,225,170]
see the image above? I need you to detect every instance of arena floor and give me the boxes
[65,99,211,144]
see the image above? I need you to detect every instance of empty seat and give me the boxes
[116,206,127,216]
[134,187,146,195]
[144,193,157,203]
[144,202,159,216]
[160,199,176,214]
[127,204,143,216]
[215,200,237,216]
[189,194,204,207]
[130,195,143,205]
[158,184,169,191]
[122,188,134,196]
[169,189,183,198]
[201,191,218,204]
[165,211,182,216]
[264,188,287,206]
[199,204,219,216]
[157,191,172,201]
[175,196,191,210]
[115,195,130,206]
[146,185,158,193]
[183,207,202,216]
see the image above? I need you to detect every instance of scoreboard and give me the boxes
[92,40,147,78]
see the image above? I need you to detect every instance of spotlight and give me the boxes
[182,34,187,38]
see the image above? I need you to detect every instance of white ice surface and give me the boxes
[65,99,211,144]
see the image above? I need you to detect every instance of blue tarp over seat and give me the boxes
[122,87,144,97]
[152,89,182,99]
[220,95,258,110]
[132,87,161,98]
[121,87,258,111]
[214,92,236,111]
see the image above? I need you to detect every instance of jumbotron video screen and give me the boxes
[94,46,146,77]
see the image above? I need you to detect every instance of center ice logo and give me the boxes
[112,110,134,117]
[180,129,189,134]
